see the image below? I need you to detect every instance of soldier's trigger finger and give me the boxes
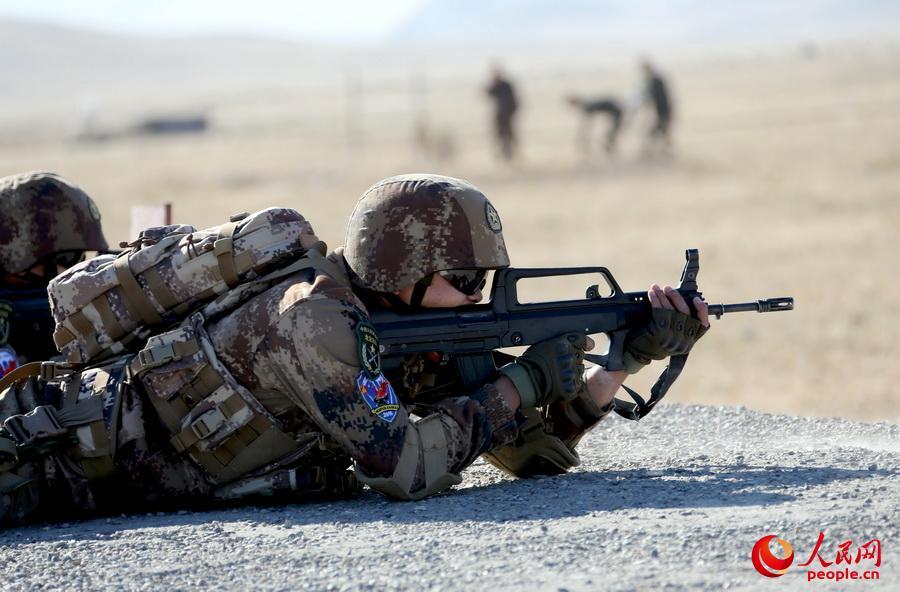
[664,286,691,315]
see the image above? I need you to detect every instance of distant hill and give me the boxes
[0,19,344,101]
[1,8,897,132]
[0,19,359,130]
[392,0,900,45]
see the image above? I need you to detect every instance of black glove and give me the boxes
[499,333,586,407]
[623,308,708,374]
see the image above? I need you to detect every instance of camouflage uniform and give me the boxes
[0,174,610,526]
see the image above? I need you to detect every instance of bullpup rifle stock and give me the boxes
[369,249,793,420]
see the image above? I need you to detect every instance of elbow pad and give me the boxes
[354,413,461,501]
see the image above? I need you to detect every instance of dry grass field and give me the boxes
[1,39,898,422]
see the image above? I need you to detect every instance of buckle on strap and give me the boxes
[133,339,199,374]
[135,343,178,371]
[3,406,67,448]
[189,407,227,440]
[40,362,76,381]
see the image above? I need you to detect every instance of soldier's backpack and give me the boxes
[7,207,353,490]
[48,207,322,364]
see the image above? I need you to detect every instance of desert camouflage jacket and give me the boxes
[204,250,522,486]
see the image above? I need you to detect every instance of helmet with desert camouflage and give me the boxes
[344,174,510,293]
[0,172,108,276]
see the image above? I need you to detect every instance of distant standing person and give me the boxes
[566,95,624,155]
[486,67,519,160]
[641,60,673,153]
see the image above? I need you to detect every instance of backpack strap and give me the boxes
[214,221,241,288]
[244,241,348,288]
[114,253,163,326]
[0,363,42,392]
[0,361,79,393]
[203,242,345,321]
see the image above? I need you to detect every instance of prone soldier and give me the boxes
[0,172,109,376]
[0,174,708,525]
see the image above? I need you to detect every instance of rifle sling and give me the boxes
[611,353,688,421]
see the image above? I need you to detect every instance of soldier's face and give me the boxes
[1,261,69,288]
[394,273,483,308]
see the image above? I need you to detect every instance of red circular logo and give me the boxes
[752,535,795,577]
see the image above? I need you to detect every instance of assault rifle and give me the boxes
[369,249,793,421]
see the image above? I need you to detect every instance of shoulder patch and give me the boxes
[0,345,18,378]
[485,202,502,233]
[356,371,400,423]
[356,320,381,379]
[0,301,10,346]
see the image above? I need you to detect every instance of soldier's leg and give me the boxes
[606,108,623,154]
[496,115,514,160]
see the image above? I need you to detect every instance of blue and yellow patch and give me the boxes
[356,371,400,423]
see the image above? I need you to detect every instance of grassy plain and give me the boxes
[1,42,898,422]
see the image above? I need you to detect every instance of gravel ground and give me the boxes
[0,403,897,591]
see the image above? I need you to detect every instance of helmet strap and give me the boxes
[350,275,433,311]
[409,274,433,309]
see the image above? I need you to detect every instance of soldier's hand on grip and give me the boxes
[500,333,587,408]
[623,285,709,374]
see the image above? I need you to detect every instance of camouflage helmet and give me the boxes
[344,174,510,292]
[0,172,108,274]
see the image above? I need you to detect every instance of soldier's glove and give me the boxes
[622,308,708,374]
[499,333,586,408]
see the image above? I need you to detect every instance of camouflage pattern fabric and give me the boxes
[343,174,510,293]
[0,248,522,524]
[0,172,108,274]
[0,170,612,523]
[49,207,319,364]
[206,253,520,489]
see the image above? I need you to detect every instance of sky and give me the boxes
[0,0,428,42]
